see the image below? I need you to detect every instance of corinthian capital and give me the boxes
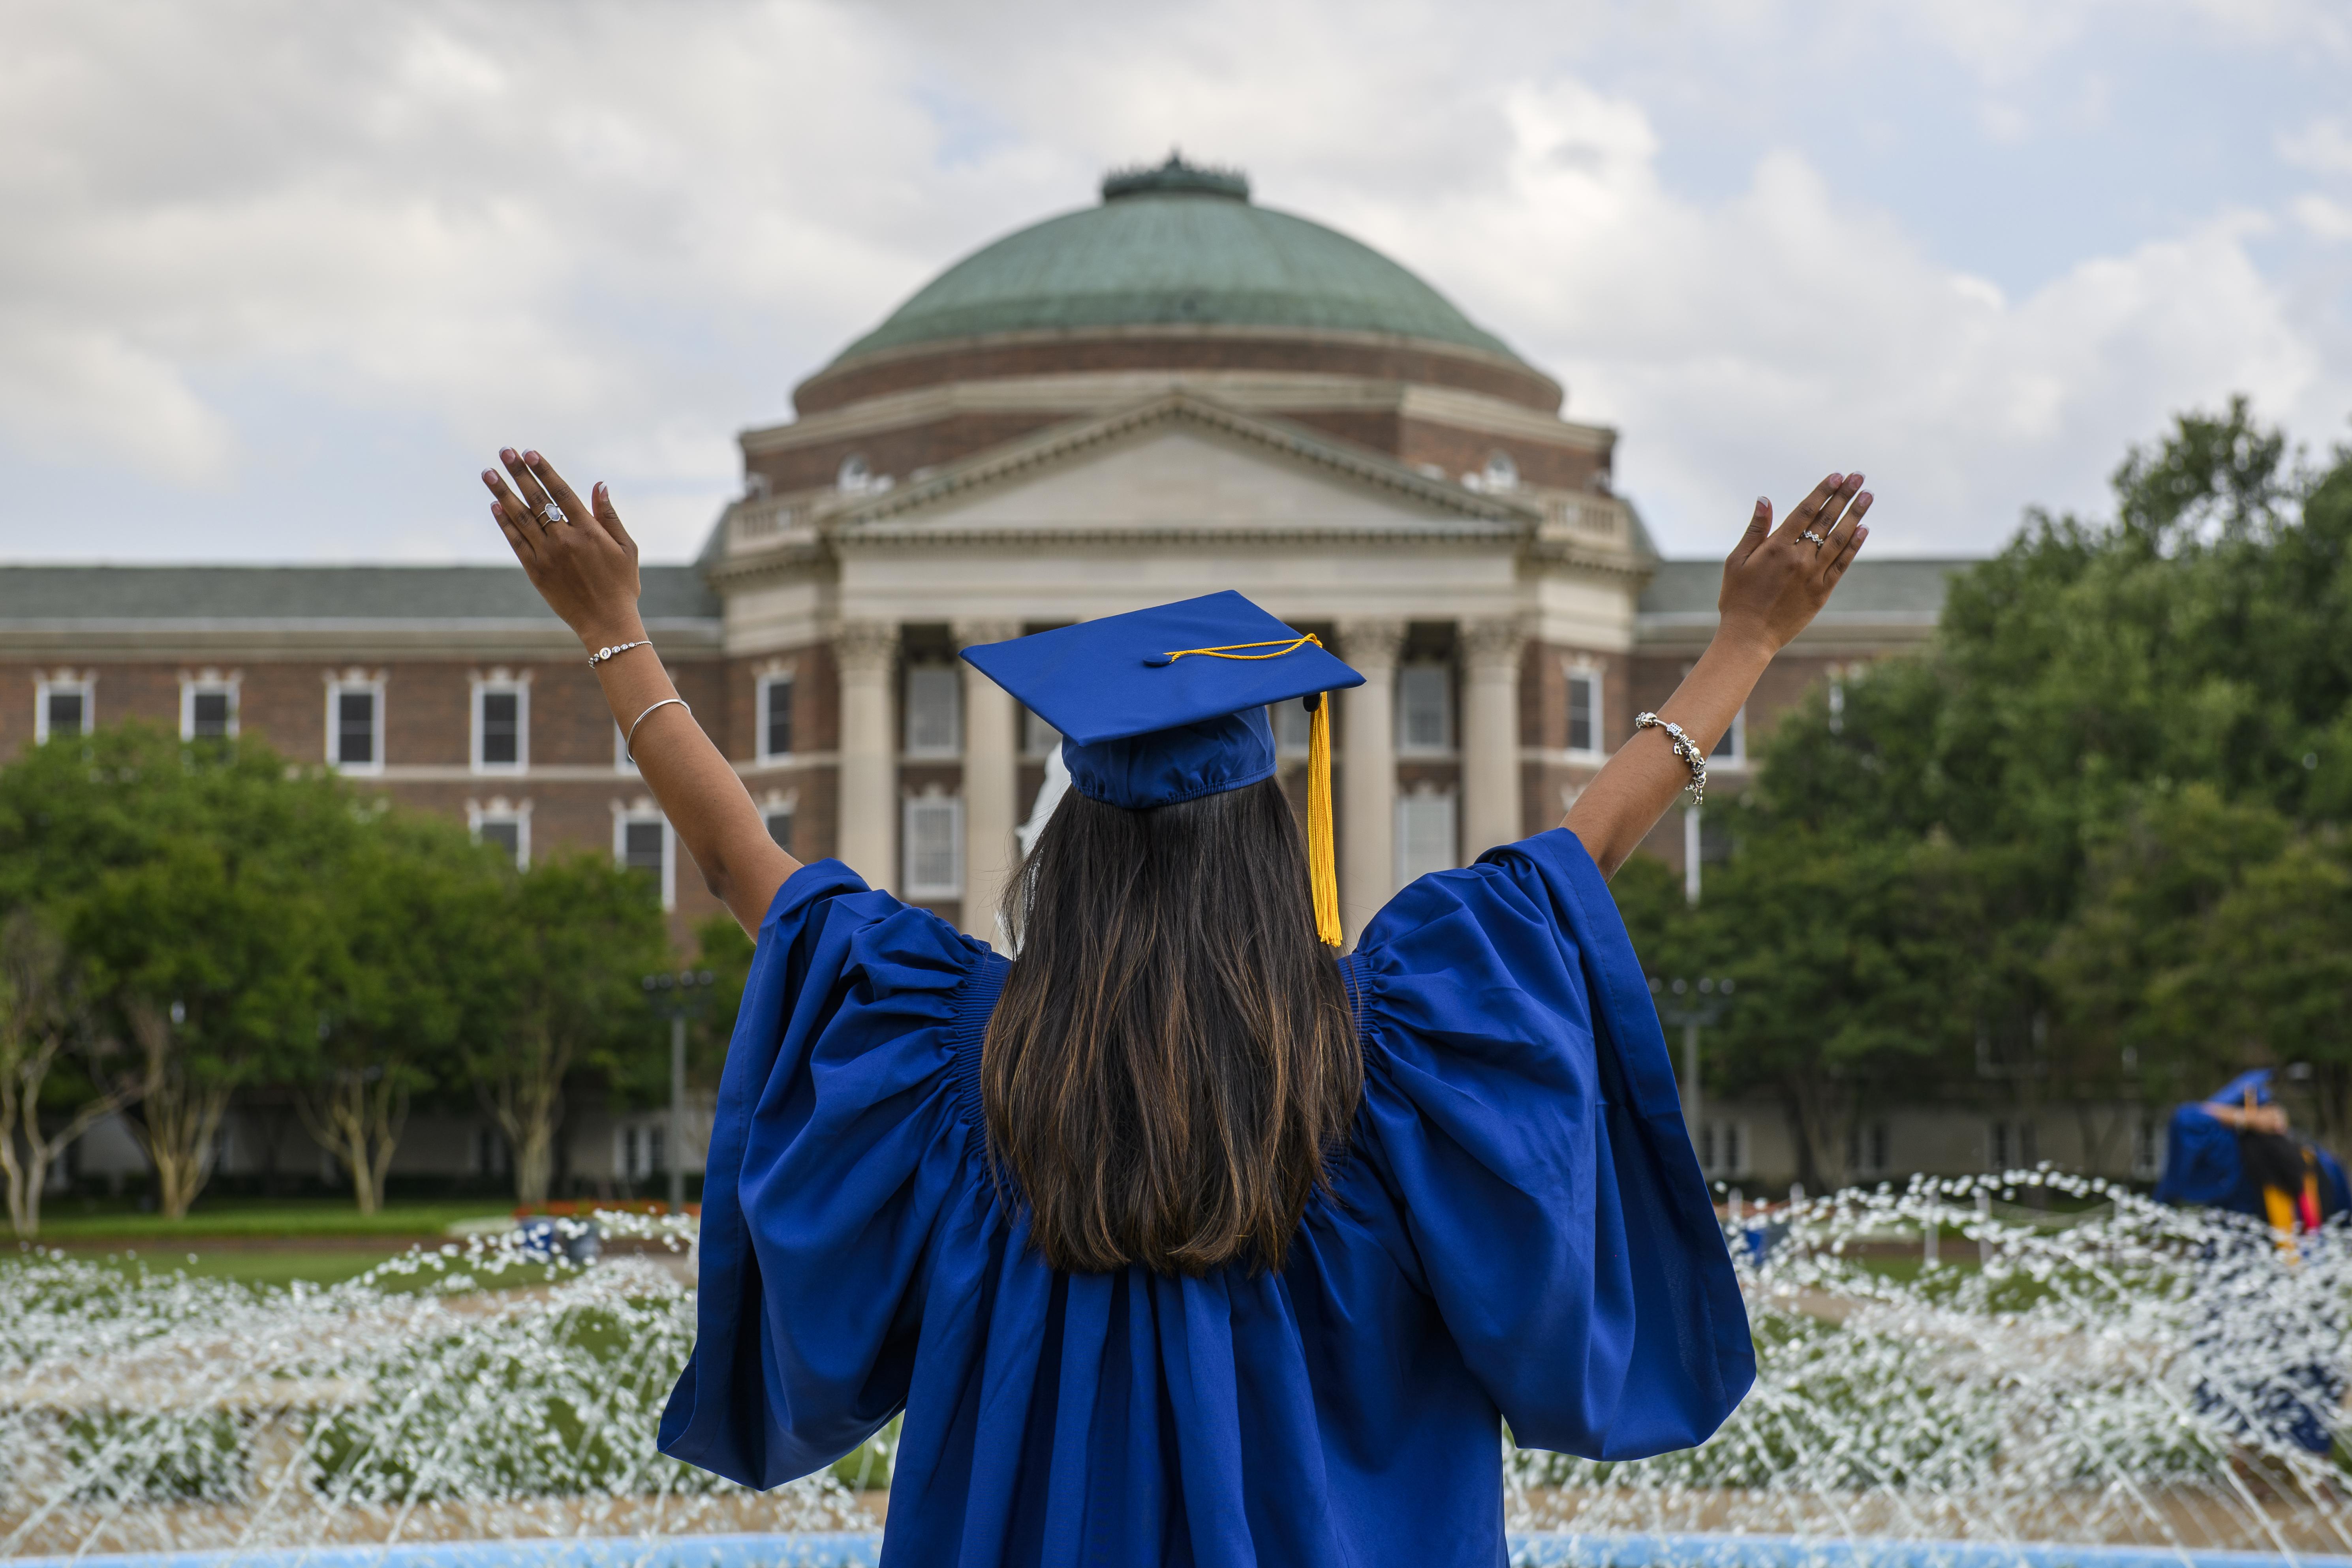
[1338,618,1406,670]
[1460,617,1527,672]
[952,618,1023,651]
[831,620,900,679]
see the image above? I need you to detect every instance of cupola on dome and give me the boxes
[828,154,1523,364]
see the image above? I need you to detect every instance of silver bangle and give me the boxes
[1633,711,1708,807]
[589,640,648,667]
[625,697,691,764]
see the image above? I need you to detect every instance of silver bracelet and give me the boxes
[1632,711,1708,807]
[625,697,691,764]
[589,640,648,668]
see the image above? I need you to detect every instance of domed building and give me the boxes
[0,157,1965,1198]
[708,156,1668,946]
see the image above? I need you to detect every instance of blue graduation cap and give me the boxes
[961,591,1363,946]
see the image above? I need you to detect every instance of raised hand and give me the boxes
[482,448,644,652]
[1717,473,1872,654]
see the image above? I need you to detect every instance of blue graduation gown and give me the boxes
[658,828,1753,1567]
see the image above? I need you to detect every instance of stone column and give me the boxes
[956,619,1023,942]
[833,621,899,894]
[1460,618,1525,856]
[1338,619,1405,948]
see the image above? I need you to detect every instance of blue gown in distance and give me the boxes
[658,828,1754,1567]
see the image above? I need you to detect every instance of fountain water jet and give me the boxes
[5,1179,2351,1563]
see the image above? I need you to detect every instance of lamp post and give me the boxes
[1649,975,1734,1148]
[641,968,716,1211]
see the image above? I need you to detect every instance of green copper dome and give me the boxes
[830,156,1522,364]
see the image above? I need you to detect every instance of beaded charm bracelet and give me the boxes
[589,640,648,668]
[1633,711,1708,807]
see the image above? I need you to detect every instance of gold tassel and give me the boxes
[1306,694,1341,948]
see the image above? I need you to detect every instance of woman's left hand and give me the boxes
[482,449,644,651]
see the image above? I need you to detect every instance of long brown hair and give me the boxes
[982,778,1361,1275]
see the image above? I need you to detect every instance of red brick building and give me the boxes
[3,157,1963,1194]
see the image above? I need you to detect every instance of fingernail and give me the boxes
[1855,526,1869,542]
[500,448,517,461]
[481,470,496,484]
[594,481,606,499]
[1858,491,1873,506]
[1827,473,1843,485]
[1756,495,1769,509]
[524,451,542,467]
[1848,472,1865,486]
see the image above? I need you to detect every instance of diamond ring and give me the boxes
[538,502,568,527]
[1799,529,1825,546]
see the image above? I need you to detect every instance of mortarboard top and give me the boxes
[961,591,1362,945]
[2211,1068,2274,1107]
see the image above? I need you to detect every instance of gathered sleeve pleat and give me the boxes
[1345,828,1755,1460]
[658,859,989,1489]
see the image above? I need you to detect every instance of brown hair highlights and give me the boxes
[982,779,1362,1276]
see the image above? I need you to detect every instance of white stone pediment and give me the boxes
[830,394,1526,548]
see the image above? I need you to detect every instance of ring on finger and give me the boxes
[538,501,568,527]
[1799,529,1825,546]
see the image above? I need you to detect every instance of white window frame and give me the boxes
[471,671,531,775]
[903,664,962,759]
[613,802,675,911]
[468,797,532,869]
[902,791,964,901]
[1711,704,1747,770]
[1395,662,1454,757]
[323,670,386,775]
[1564,665,1604,759]
[759,788,798,855]
[34,671,94,743]
[179,670,240,741]
[1395,783,1459,887]
[1021,706,1060,759]
[1698,1118,1751,1179]
[757,672,796,762]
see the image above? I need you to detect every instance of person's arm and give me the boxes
[2201,1101,2288,1135]
[483,448,800,934]
[1565,472,1874,877]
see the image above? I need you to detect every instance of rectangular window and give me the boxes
[337,691,375,765]
[1396,664,1452,755]
[184,684,237,740]
[759,674,795,760]
[1022,706,1060,757]
[473,1126,509,1177]
[478,819,522,864]
[765,809,794,852]
[2132,1116,2163,1179]
[1711,706,1746,766]
[903,795,964,900]
[616,811,674,911]
[904,665,961,757]
[478,688,523,768]
[1270,699,1313,754]
[1698,1119,1747,1178]
[1566,670,1601,756]
[1846,1120,1890,1176]
[35,678,92,743]
[1987,1119,2038,1171]
[1396,788,1458,886]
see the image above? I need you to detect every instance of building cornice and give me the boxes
[830,390,1541,532]
[0,617,723,660]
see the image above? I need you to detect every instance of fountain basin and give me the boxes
[10,1532,2352,1568]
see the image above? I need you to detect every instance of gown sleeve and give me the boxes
[2155,1104,2244,1209]
[1347,827,1754,1461]
[657,859,989,1489]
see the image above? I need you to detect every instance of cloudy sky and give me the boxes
[2,0,2347,565]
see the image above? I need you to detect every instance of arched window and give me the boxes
[837,453,873,492]
[1482,450,1519,492]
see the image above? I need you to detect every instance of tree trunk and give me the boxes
[1780,1077,1850,1194]
[300,1068,410,1215]
[2,1025,151,1240]
[483,1024,568,1208]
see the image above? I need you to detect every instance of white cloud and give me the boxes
[0,0,2343,564]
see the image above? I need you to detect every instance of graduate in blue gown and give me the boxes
[2155,1068,2352,1230]
[479,446,1878,1567]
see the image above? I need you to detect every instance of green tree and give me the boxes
[468,854,670,1206]
[0,725,348,1217]
[0,907,157,1237]
[303,812,509,1213]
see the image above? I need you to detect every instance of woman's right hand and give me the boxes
[1715,473,1872,654]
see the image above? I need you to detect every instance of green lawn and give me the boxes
[26,1196,512,1243]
